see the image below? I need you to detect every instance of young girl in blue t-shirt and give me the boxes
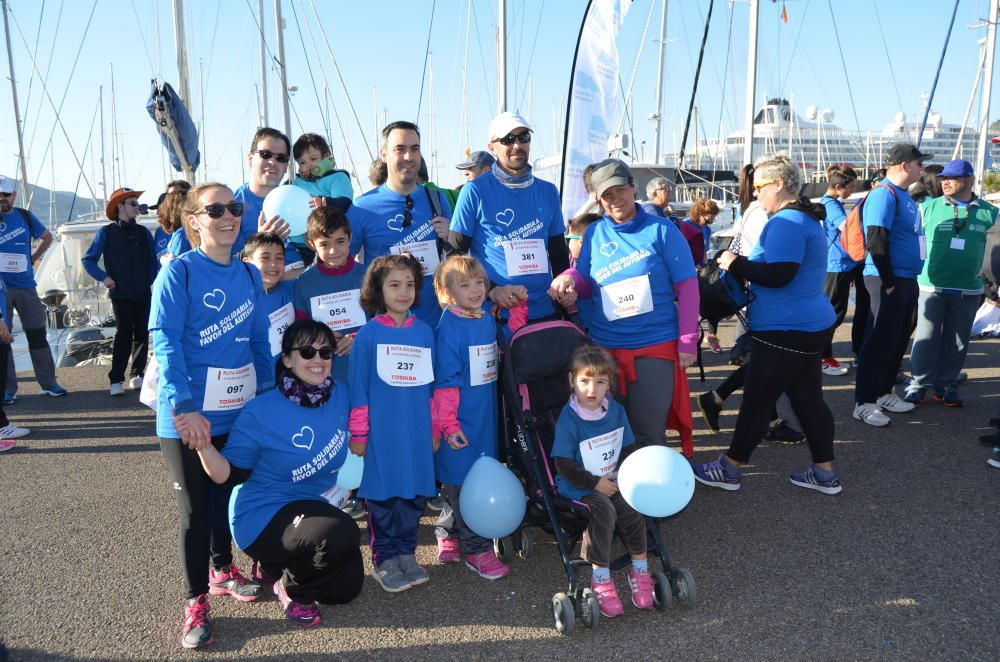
[430,256,507,580]
[550,345,654,619]
[348,254,437,593]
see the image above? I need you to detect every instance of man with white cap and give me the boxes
[449,112,569,323]
[455,151,495,182]
[0,175,65,401]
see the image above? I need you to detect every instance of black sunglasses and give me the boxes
[254,149,290,164]
[0,192,13,198]
[292,346,334,360]
[402,194,414,228]
[197,202,244,219]
[496,132,531,146]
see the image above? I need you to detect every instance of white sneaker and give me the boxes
[110,383,125,397]
[821,363,849,376]
[876,393,915,413]
[853,403,891,427]
[128,376,143,390]
[0,425,30,440]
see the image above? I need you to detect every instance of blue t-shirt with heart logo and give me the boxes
[352,184,451,326]
[0,208,47,289]
[222,385,351,549]
[450,173,566,320]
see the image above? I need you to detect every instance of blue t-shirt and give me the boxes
[293,261,368,385]
[450,173,565,320]
[352,184,451,326]
[149,250,273,438]
[551,398,635,501]
[258,279,295,384]
[153,227,172,261]
[348,317,436,501]
[0,208,46,289]
[575,206,696,349]
[165,227,192,257]
[222,385,350,549]
[862,180,923,279]
[747,208,836,332]
[433,309,498,485]
[820,195,857,273]
[293,171,353,200]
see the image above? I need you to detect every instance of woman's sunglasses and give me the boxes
[292,346,334,360]
[197,202,244,219]
[254,149,290,164]
[496,132,531,146]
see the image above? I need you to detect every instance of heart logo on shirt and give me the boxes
[599,241,618,257]
[202,289,227,312]
[387,214,406,232]
[495,208,515,227]
[292,425,315,451]
[0,223,6,233]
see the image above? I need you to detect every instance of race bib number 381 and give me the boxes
[502,239,549,276]
[376,344,433,387]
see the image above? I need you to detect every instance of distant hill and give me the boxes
[17,184,103,228]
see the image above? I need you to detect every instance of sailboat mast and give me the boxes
[2,0,29,200]
[953,38,987,160]
[172,0,192,108]
[975,0,998,179]
[742,0,760,167]
[99,86,107,206]
[497,0,507,113]
[259,0,269,127]
[652,0,669,165]
[274,0,293,180]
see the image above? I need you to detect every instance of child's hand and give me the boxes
[349,441,367,457]
[335,333,354,356]
[258,212,291,239]
[595,476,618,497]
[309,195,327,210]
[445,431,469,450]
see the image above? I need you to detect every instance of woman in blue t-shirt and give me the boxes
[195,319,363,631]
[692,154,841,496]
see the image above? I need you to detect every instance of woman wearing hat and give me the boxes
[82,187,158,396]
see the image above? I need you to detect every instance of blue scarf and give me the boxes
[491,161,535,190]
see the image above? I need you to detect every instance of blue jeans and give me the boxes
[906,290,980,396]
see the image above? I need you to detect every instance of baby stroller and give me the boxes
[497,319,696,634]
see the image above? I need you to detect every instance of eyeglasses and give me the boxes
[496,132,532,146]
[752,179,776,194]
[292,346,334,360]
[565,234,582,240]
[402,194,414,228]
[254,149,290,164]
[126,200,140,207]
[196,202,244,219]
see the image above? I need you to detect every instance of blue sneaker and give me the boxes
[3,392,15,405]
[789,466,843,495]
[693,455,742,491]
[40,384,68,397]
[902,390,925,406]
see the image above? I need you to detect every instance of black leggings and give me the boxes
[714,362,779,423]
[244,500,364,605]
[823,265,870,358]
[727,328,835,465]
[160,435,235,600]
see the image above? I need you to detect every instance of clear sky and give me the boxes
[1,0,997,217]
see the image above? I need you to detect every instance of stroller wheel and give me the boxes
[552,592,575,635]
[672,568,698,607]
[494,535,517,563]
[652,571,673,611]
[580,588,600,630]
[518,529,534,559]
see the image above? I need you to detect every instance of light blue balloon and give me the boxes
[262,185,312,236]
[617,446,695,518]
[336,452,364,490]
[459,456,526,539]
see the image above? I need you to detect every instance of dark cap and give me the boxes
[886,143,933,165]
[937,159,974,178]
[456,151,495,170]
[590,159,632,199]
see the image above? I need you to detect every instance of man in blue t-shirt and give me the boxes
[853,143,930,427]
[0,175,66,401]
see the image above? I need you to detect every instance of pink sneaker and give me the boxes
[0,440,16,452]
[273,578,322,628]
[437,536,461,563]
[464,550,510,580]
[628,568,655,610]
[208,563,261,602]
[591,576,624,618]
[250,559,276,591]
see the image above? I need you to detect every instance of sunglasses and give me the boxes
[496,132,531,146]
[402,194,414,228]
[197,202,244,219]
[254,149,290,164]
[292,346,334,360]
[752,179,776,194]
[0,192,13,198]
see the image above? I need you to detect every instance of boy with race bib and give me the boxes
[430,256,507,580]
[243,232,296,385]
[349,254,438,593]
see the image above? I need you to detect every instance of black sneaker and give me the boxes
[181,595,213,649]
[980,431,1000,447]
[697,392,722,432]
[763,420,805,444]
[989,417,1000,428]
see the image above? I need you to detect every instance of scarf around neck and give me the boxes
[279,372,333,408]
[491,161,535,189]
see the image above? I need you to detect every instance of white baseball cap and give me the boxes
[488,112,533,142]
[0,175,15,194]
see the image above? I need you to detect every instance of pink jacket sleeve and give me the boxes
[675,276,700,356]
[561,268,593,299]
[349,405,369,444]
[432,388,462,438]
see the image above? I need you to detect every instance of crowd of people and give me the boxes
[0,110,998,648]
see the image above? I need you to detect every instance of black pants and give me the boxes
[715,362,779,423]
[109,296,150,384]
[727,328,835,465]
[0,342,9,428]
[160,435,235,600]
[244,500,364,605]
[823,265,870,358]
[855,277,918,405]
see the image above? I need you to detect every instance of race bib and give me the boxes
[502,239,549,276]
[391,240,440,275]
[0,252,27,274]
[311,290,366,332]
[468,342,499,386]
[203,363,256,412]
[919,235,928,260]
[267,303,294,356]
[950,237,966,251]
[376,344,433,387]
[579,427,625,478]
[600,274,654,320]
